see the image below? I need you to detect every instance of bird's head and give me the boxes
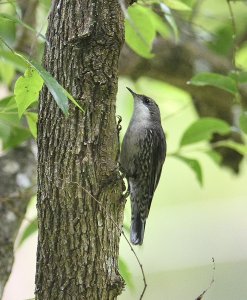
[126,87,161,123]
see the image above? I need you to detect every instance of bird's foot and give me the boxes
[122,188,130,199]
[116,115,122,133]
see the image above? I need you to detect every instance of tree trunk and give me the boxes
[35,1,126,299]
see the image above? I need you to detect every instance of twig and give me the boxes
[226,0,242,104]
[226,0,237,70]
[0,35,15,53]
[195,257,215,300]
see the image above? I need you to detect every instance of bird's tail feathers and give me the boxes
[130,211,146,246]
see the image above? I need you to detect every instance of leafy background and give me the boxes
[1,0,247,299]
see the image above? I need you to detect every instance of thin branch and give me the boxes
[0,35,15,53]
[226,0,237,70]
[226,0,242,105]
[195,257,215,300]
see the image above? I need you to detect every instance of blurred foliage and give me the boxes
[119,258,135,291]
[1,0,247,292]
[189,72,239,95]
[18,218,38,248]
[179,118,231,147]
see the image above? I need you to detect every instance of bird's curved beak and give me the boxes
[126,87,137,97]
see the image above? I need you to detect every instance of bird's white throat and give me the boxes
[133,99,150,125]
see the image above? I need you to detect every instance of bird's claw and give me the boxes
[122,189,130,199]
[116,115,122,132]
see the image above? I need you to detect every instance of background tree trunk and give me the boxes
[0,146,36,299]
[0,0,38,296]
[35,1,126,299]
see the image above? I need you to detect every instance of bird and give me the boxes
[120,87,166,245]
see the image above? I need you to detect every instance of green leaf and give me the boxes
[3,126,31,149]
[18,218,38,247]
[215,140,247,156]
[0,60,15,85]
[174,155,203,186]
[236,71,247,84]
[0,96,32,147]
[125,5,156,58]
[26,112,38,138]
[209,25,233,56]
[161,5,179,41]
[64,90,84,112]
[119,257,134,290]
[0,11,16,45]
[1,50,83,115]
[180,118,231,146]
[0,112,19,125]
[239,112,247,134]
[0,120,11,141]
[229,71,247,84]
[14,67,43,117]
[205,150,223,165]
[148,10,170,38]
[162,0,192,11]
[0,50,28,72]
[16,54,69,115]
[0,96,19,125]
[189,72,238,95]
[0,95,17,110]
[26,58,69,115]
[133,3,170,38]
[236,43,247,69]
[17,53,84,113]
[0,13,46,41]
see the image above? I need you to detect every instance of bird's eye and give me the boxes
[143,97,150,105]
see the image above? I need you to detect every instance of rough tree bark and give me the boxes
[35,0,126,299]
